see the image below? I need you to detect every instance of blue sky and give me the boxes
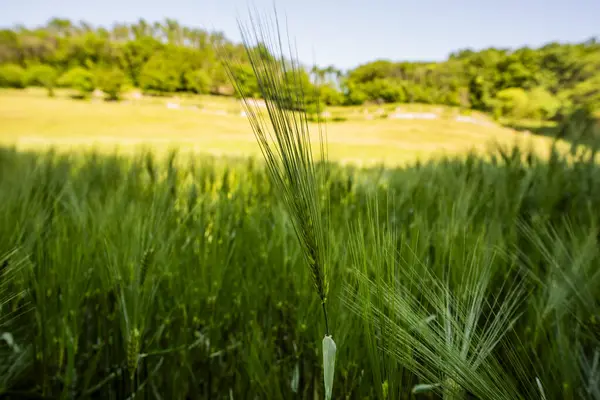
[2,0,598,70]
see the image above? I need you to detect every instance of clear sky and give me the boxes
[2,0,599,70]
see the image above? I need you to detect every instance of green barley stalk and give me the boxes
[343,205,529,400]
[223,8,335,398]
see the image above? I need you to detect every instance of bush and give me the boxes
[494,87,562,120]
[97,68,127,100]
[319,85,344,106]
[0,64,26,88]
[228,64,259,98]
[58,67,96,98]
[494,87,530,119]
[184,69,212,94]
[344,83,368,105]
[361,79,406,103]
[25,65,58,96]
[139,54,180,94]
[567,75,600,115]
[528,87,561,120]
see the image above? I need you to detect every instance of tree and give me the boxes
[567,74,600,114]
[0,64,26,88]
[25,64,57,96]
[343,82,368,105]
[139,53,180,94]
[184,69,212,94]
[469,75,492,110]
[209,64,232,95]
[0,18,599,120]
[527,87,561,119]
[494,88,531,119]
[97,68,127,100]
[58,67,95,98]
[361,79,405,103]
[117,37,163,87]
[319,84,344,106]
[0,30,21,63]
[229,64,258,98]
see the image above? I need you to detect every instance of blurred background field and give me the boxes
[0,88,562,166]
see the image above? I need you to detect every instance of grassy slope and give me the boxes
[0,88,561,165]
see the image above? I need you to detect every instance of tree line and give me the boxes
[0,18,599,120]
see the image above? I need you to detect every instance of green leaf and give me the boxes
[323,335,336,400]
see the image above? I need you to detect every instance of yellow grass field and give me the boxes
[0,89,560,165]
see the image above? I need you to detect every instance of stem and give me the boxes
[322,301,330,336]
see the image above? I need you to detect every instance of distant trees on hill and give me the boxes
[0,18,598,119]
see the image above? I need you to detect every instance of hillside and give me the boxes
[0,88,561,165]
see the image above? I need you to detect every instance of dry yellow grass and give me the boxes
[0,89,560,165]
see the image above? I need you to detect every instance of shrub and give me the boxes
[97,68,127,100]
[344,83,368,105]
[0,64,26,88]
[567,75,600,115]
[26,65,58,97]
[361,79,406,103]
[229,64,259,98]
[25,64,58,93]
[319,85,344,106]
[58,67,96,98]
[139,54,180,94]
[528,87,561,120]
[494,87,530,119]
[184,69,212,94]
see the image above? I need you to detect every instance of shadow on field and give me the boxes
[502,122,559,139]
[504,108,600,150]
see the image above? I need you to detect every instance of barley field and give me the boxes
[0,137,599,399]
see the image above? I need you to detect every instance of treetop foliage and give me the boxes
[0,18,598,118]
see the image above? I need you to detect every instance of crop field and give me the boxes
[0,133,599,399]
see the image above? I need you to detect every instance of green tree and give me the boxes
[0,64,26,88]
[184,69,212,94]
[229,64,258,98]
[117,37,163,86]
[58,67,96,98]
[209,64,232,95]
[139,53,180,94]
[469,75,492,110]
[362,79,406,103]
[567,74,600,114]
[319,84,344,106]
[25,64,58,96]
[527,87,561,119]
[1,18,599,118]
[97,68,127,100]
[494,88,530,118]
[343,82,368,105]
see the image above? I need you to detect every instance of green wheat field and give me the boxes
[1,139,599,399]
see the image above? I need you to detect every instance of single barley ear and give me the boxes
[443,377,464,400]
[140,247,154,286]
[127,327,141,381]
[322,335,336,400]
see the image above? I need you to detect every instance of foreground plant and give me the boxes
[224,10,335,399]
[344,204,529,400]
